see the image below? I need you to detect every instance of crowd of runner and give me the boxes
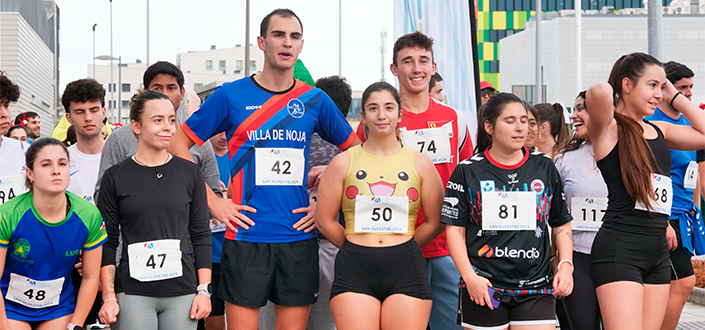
[0,7,704,330]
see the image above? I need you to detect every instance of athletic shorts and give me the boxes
[218,239,319,307]
[330,238,432,301]
[590,227,671,287]
[669,219,695,280]
[457,287,556,330]
[210,263,225,316]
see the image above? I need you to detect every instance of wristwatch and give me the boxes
[67,324,83,330]
[197,283,213,295]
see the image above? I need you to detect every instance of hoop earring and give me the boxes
[539,133,548,143]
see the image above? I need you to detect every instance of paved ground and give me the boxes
[676,302,705,330]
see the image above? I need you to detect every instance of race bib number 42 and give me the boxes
[482,191,537,231]
[0,173,28,205]
[400,126,452,164]
[571,197,607,232]
[255,148,305,186]
[354,196,409,233]
[634,174,672,215]
[128,239,183,282]
[6,273,64,309]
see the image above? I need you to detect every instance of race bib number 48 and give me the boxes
[255,148,305,186]
[6,273,63,309]
[634,174,672,215]
[0,174,28,205]
[400,126,452,164]
[570,197,607,232]
[128,239,183,282]
[482,191,537,231]
[354,196,409,233]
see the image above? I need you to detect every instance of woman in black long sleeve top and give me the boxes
[97,90,212,329]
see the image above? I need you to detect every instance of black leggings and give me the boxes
[563,252,601,330]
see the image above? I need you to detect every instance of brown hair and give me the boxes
[392,31,434,66]
[607,52,663,210]
[534,102,570,157]
[559,91,587,154]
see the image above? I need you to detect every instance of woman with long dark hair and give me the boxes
[316,81,444,330]
[586,52,705,330]
[0,138,106,330]
[444,92,573,330]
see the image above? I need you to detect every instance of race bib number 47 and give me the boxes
[482,191,537,231]
[255,148,305,186]
[354,196,409,233]
[6,273,63,309]
[128,239,183,282]
[0,173,28,205]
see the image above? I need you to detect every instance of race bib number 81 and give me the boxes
[354,196,409,234]
[482,191,537,231]
[255,148,305,186]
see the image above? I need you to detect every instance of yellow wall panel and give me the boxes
[492,12,506,30]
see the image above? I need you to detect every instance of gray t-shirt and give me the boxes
[554,143,608,254]
[94,125,222,201]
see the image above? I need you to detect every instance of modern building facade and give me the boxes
[499,11,705,106]
[0,0,60,137]
[88,44,263,124]
[477,0,682,89]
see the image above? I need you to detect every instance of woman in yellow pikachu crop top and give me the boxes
[316,81,444,330]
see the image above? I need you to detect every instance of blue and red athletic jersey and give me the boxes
[182,77,355,243]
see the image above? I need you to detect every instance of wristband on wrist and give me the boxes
[670,92,682,107]
[102,290,115,297]
[103,297,117,303]
[197,291,212,298]
[557,259,574,273]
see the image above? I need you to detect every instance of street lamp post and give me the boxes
[92,23,97,79]
[109,0,115,123]
[95,55,121,123]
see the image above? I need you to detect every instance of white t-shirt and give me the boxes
[554,143,609,254]
[0,137,30,205]
[67,144,102,204]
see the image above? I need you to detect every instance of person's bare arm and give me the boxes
[315,153,349,248]
[70,247,102,326]
[412,152,445,247]
[169,129,257,231]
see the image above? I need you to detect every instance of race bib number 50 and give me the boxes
[354,196,409,233]
[128,239,183,282]
[6,273,64,309]
[482,191,537,231]
[255,148,305,186]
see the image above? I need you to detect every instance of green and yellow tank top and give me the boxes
[342,145,421,235]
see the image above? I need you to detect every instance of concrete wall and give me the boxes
[1,12,57,138]
[500,13,705,106]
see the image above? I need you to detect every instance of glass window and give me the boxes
[489,30,499,42]
[515,0,523,10]
[206,60,213,71]
[219,60,226,72]
[194,83,203,89]
[499,0,506,10]
[122,100,129,109]
[236,60,243,73]
[122,83,130,93]
[507,0,514,11]
[490,0,498,10]
[525,0,533,11]
[249,60,256,72]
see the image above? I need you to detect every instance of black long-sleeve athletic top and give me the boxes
[98,155,212,297]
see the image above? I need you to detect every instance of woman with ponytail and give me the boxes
[586,52,705,330]
[534,102,570,159]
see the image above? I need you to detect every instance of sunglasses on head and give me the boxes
[481,90,495,97]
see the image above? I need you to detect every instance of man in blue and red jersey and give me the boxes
[169,8,359,330]
[356,31,473,330]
